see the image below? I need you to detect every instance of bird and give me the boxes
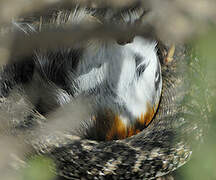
[0,4,203,180]
[0,6,162,141]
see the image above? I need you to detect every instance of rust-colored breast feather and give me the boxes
[91,102,159,141]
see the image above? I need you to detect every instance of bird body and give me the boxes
[1,7,162,141]
[0,4,205,180]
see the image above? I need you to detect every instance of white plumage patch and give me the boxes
[122,37,162,120]
[74,36,162,127]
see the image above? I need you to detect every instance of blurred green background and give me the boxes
[175,28,216,180]
[21,156,56,180]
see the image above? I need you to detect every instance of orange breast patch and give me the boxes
[106,115,127,140]
[105,103,158,141]
[137,102,156,126]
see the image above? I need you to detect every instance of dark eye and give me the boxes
[135,53,148,76]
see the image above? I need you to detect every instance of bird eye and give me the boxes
[135,53,143,66]
[135,53,148,76]
[136,64,147,76]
